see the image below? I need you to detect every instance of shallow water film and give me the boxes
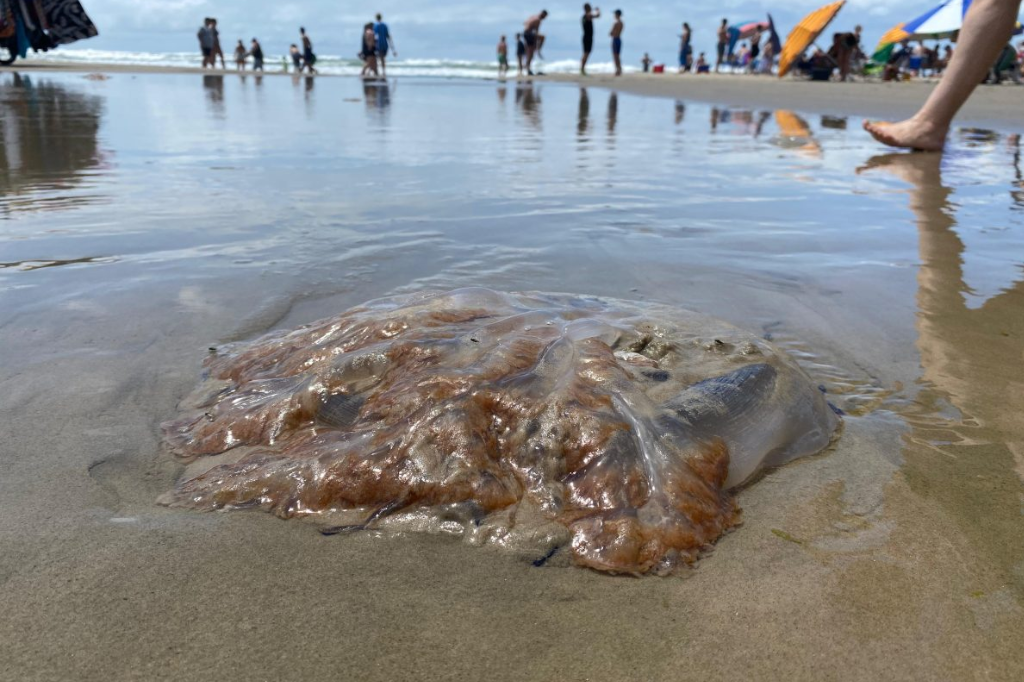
[162,288,838,574]
[2,71,1024,679]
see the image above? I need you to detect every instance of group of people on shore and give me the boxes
[497,6,625,77]
[358,14,397,78]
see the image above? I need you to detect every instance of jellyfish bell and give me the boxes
[160,288,840,575]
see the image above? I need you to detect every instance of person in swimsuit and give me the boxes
[234,40,246,70]
[497,35,509,76]
[523,10,547,75]
[749,28,761,72]
[210,18,226,69]
[610,9,623,76]
[360,23,379,77]
[715,18,728,72]
[300,27,317,74]
[581,4,601,75]
[679,22,691,73]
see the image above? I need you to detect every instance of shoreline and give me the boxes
[5,60,1024,130]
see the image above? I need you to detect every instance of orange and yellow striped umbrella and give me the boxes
[777,0,846,78]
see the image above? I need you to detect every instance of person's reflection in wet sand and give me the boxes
[515,82,541,130]
[859,152,1024,593]
[497,85,507,104]
[674,100,685,126]
[363,80,392,126]
[577,87,590,138]
[0,74,104,213]
[753,111,770,137]
[606,91,617,140]
[202,75,225,118]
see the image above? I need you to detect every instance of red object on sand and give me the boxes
[652,64,664,73]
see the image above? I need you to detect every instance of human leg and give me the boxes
[864,0,1022,150]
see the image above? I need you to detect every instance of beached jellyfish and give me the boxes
[160,288,839,574]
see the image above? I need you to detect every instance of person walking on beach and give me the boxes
[197,19,214,68]
[300,27,317,74]
[374,14,396,78]
[210,18,226,69]
[523,10,547,75]
[864,0,1023,151]
[516,33,526,76]
[360,23,379,77]
[249,38,264,71]
[679,22,692,73]
[497,35,509,76]
[234,40,247,70]
[581,4,601,75]
[610,9,623,76]
[715,18,728,72]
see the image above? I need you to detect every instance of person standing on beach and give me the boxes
[715,18,728,72]
[289,44,303,72]
[300,27,317,74]
[197,19,214,68]
[865,0,1022,151]
[497,35,509,76]
[374,14,396,78]
[249,38,264,71]
[679,22,692,73]
[234,40,247,70]
[749,28,762,73]
[523,10,548,75]
[610,9,623,76]
[210,18,226,69]
[581,4,601,75]
[516,33,526,76]
[361,23,379,77]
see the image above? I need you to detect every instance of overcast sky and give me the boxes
[80,1,1015,60]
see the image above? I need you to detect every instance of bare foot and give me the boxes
[863,117,947,152]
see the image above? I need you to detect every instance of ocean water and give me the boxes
[31,48,639,77]
[2,70,1024,679]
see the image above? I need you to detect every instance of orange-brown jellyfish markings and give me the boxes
[160,288,839,575]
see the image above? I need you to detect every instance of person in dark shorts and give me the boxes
[289,44,303,72]
[581,4,601,75]
[749,27,761,72]
[679,22,692,73]
[715,18,728,72]
[523,10,547,75]
[300,27,317,74]
[197,19,214,68]
[515,33,526,76]
[610,9,623,76]
[249,38,264,71]
[210,18,226,69]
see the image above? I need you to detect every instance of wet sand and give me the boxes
[7,59,1024,129]
[1,71,1023,681]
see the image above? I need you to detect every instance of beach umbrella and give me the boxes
[767,14,782,54]
[727,20,771,56]
[872,0,1022,62]
[777,0,847,78]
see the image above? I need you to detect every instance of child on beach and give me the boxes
[695,52,709,73]
[234,40,246,70]
[289,44,302,72]
[641,53,651,72]
[610,9,623,76]
[360,23,379,78]
[497,35,509,76]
